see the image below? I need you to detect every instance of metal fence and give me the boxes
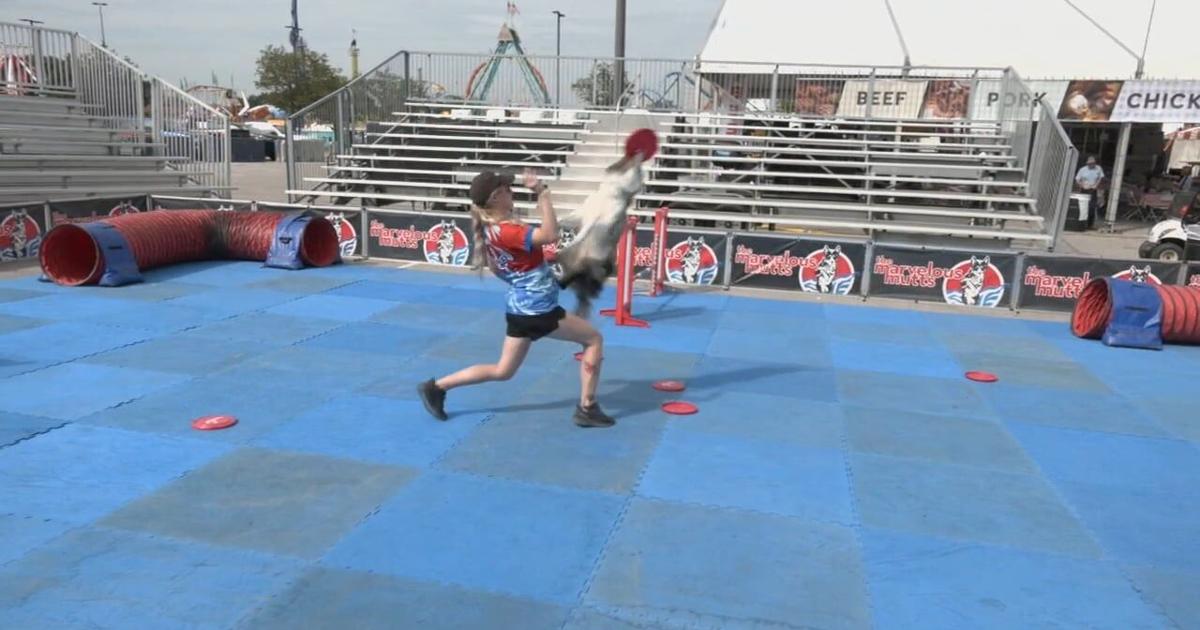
[284,49,416,199]
[996,68,1077,248]
[402,53,1008,115]
[0,22,75,96]
[0,21,230,192]
[1028,100,1079,248]
[996,68,1037,171]
[284,51,1010,196]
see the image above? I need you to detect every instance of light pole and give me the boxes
[92,2,108,48]
[614,0,625,107]
[552,10,565,107]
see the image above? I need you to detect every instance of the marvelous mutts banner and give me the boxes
[48,197,148,226]
[1018,257,1184,311]
[0,204,47,263]
[730,234,866,296]
[1188,264,1200,288]
[366,212,472,266]
[868,246,1018,308]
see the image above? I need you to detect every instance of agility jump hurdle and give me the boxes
[600,207,670,327]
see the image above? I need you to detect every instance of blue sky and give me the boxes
[4,1,723,93]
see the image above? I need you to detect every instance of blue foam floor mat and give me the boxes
[0,259,1195,628]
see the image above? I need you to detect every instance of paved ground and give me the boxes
[231,161,290,204]
[1,260,1197,629]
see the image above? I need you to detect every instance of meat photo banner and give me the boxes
[48,196,148,227]
[730,234,866,296]
[867,246,1018,309]
[1057,80,1200,123]
[365,211,473,266]
[0,203,47,264]
[1017,256,1184,311]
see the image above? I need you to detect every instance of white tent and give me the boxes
[698,0,1195,80]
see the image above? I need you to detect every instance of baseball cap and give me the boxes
[469,171,514,207]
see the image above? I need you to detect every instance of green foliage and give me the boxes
[572,62,633,107]
[253,44,347,113]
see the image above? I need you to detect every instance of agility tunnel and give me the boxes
[1071,277,1200,349]
[39,209,341,287]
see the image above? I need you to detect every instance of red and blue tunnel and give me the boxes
[38,209,342,287]
[1071,277,1200,349]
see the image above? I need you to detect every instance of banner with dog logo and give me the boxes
[867,246,1017,308]
[661,229,728,287]
[365,211,472,266]
[730,234,866,296]
[48,196,148,227]
[1018,256,1183,311]
[1188,264,1200,288]
[0,203,47,263]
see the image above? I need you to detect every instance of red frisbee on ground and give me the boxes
[652,380,686,392]
[191,415,238,431]
[965,371,998,383]
[661,401,698,415]
[625,128,659,160]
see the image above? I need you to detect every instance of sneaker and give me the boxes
[418,379,448,421]
[573,402,615,428]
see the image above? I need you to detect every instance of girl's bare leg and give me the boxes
[436,336,532,390]
[548,314,603,407]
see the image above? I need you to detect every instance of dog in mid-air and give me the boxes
[553,152,647,318]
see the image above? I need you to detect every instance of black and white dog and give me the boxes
[553,153,647,317]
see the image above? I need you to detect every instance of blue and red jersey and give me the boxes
[485,222,559,315]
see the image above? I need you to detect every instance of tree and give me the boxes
[253,44,347,113]
[351,66,428,123]
[572,62,633,107]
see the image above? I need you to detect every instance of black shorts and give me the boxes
[506,306,566,341]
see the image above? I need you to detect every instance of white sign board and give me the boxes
[836,80,927,119]
[1111,80,1200,123]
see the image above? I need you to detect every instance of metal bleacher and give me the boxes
[283,55,1075,251]
[288,102,1050,247]
[0,22,230,207]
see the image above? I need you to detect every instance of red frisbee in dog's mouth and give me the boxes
[625,128,658,160]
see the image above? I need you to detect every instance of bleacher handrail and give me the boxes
[998,68,1076,248]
